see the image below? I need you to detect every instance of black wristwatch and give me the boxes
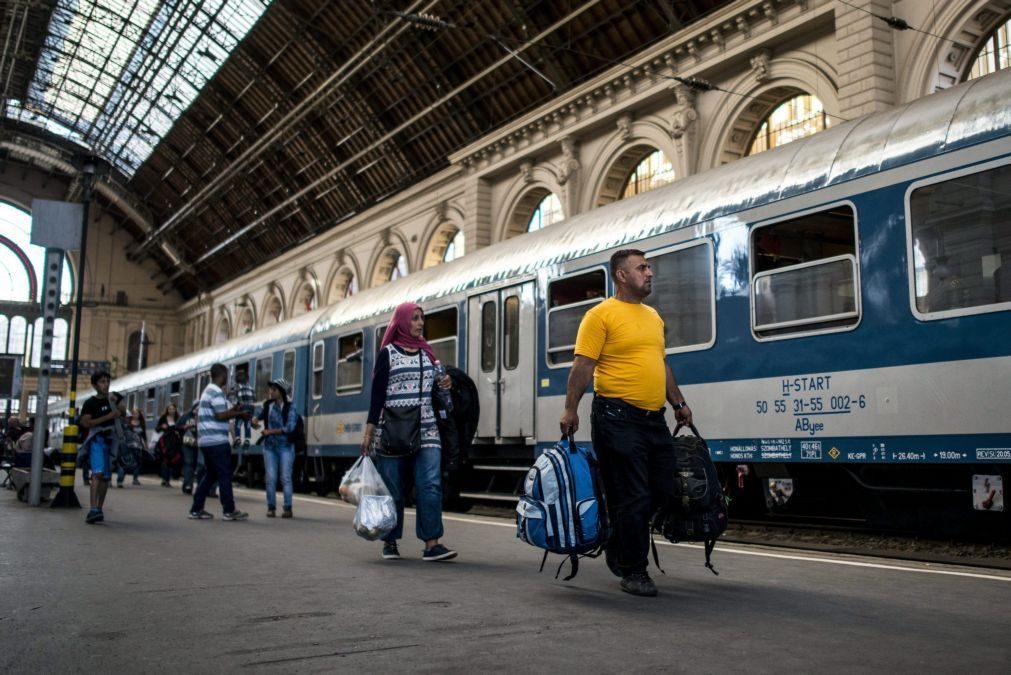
[672,401,688,411]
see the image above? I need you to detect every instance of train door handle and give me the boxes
[311,404,320,441]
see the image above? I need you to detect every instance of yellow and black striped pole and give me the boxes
[51,395,81,508]
[51,155,105,508]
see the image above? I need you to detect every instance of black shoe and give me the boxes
[620,572,657,597]
[281,508,293,519]
[267,508,276,518]
[161,480,171,487]
[422,544,457,561]
[382,543,401,560]
[182,486,192,495]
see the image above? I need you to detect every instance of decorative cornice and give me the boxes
[451,0,821,175]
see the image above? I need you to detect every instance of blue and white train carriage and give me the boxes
[56,69,1011,534]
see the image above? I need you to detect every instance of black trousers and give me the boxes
[591,396,675,575]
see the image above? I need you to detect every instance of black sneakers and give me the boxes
[422,544,458,561]
[620,572,658,597]
[382,543,401,560]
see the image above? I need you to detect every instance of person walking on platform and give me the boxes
[80,371,125,523]
[360,302,457,562]
[116,408,146,487]
[188,363,251,521]
[156,403,183,487]
[560,249,693,597]
[253,378,297,518]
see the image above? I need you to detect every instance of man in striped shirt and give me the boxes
[189,363,251,521]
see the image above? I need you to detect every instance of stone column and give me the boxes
[463,174,493,249]
[836,0,896,118]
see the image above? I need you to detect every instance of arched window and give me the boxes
[8,316,27,354]
[127,329,151,372]
[1,201,73,303]
[389,253,408,281]
[527,193,563,233]
[237,307,254,334]
[262,296,283,327]
[328,267,358,303]
[748,94,831,155]
[444,229,464,262]
[423,224,465,268]
[53,319,69,363]
[293,282,317,316]
[967,16,1011,80]
[214,317,230,345]
[0,316,7,351]
[621,150,675,199]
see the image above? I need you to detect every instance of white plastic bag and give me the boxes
[339,456,365,505]
[352,456,397,541]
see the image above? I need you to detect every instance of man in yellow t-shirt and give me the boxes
[560,249,692,597]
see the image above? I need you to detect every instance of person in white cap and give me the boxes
[253,377,297,518]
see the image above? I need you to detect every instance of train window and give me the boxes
[183,378,194,409]
[480,302,496,372]
[170,381,180,408]
[282,350,295,385]
[255,358,271,402]
[424,308,458,368]
[311,342,324,399]
[503,296,520,370]
[547,269,606,365]
[127,393,135,412]
[197,372,209,398]
[375,326,387,358]
[908,162,1011,317]
[145,387,156,419]
[336,332,364,394]
[644,241,715,351]
[751,205,859,337]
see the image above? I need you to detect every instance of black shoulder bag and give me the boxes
[379,350,424,457]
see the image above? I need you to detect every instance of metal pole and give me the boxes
[138,320,146,371]
[52,159,99,508]
[29,248,64,505]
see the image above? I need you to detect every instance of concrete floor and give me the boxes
[1,477,1009,674]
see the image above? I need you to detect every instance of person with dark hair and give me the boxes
[252,378,297,518]
[156,403,182,487]
[80,371,124,523]
[560,249,693,597]
[360,303,457,562]
[188,363,251,521]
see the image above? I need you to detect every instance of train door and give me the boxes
[468,282,535,439]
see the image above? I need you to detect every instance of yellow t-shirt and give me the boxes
[573,297,666,410]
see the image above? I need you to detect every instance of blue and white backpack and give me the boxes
[516,435,610,580]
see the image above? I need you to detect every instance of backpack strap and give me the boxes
[650,535,666,575]
[704,539,719,576]
[555,554,579,581]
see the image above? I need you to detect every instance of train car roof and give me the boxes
[313,69,1011,336]
[98,306,329,396]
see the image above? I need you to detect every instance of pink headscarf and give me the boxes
[380,302,438,365]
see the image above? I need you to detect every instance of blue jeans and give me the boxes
[236,418,251,442]
[182,445,198,490]
[375,446,443,543]
[263,445,294,510]
[191,444,235,514]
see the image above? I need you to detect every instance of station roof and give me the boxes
[1,0,730,298]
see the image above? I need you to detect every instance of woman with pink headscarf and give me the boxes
[361,302,457,562]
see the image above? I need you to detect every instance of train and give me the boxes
[51,68,1011,540]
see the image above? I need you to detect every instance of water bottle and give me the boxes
[433,361,453,413]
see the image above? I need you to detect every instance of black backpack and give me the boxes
[651,423,728,575]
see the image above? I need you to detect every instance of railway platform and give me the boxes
[2,481,1008,673]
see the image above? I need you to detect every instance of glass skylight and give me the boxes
[20,0,272,175]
